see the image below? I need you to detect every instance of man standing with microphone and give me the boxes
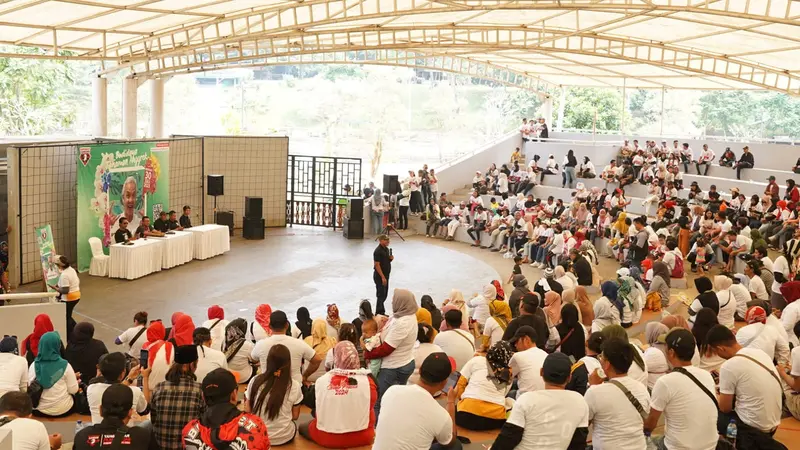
[373,235,393,315]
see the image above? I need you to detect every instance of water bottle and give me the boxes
[725,419,737,445]
[75,420,85,435]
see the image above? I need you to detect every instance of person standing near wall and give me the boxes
[373,235,393,315]
[47,256,80,340]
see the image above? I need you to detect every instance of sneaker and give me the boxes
[503,252,513,259]
[490,248,500,252]
[426,234,430,237]
[530,262,538,267]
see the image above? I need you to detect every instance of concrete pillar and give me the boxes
[149,78,165,138]
[91,77,107,137]
[660,87,666,136]
[557,87,567,132]
[122,77,138,139]
[621,78,627,135]
[543,96,554,129]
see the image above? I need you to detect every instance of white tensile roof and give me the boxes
[1,0,799,94]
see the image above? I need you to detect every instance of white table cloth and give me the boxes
[186,224,231,260]
[109,239,164,280]
[161,231,194,269]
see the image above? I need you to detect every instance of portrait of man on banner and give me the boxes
[109,170,145,237]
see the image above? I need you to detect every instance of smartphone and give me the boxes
[139,348,149,369]
[441,370,461,393]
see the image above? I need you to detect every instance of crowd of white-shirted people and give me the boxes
[2,127,800,450]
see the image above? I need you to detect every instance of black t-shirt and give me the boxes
[153,218,169,233]
[114,228,132,243]
[167,219,181,230]
[135,225,153,239]
[512,264,522,275]
[573,256,593,286]
[373,244,391,277]
[179,215,192,228]
[502,313,548,349]
[75,419,157,450]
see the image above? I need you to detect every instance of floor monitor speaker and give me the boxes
[215,211,234,236]
[343,219,364,239]
[245,197,263,219]
[242,217,265,239]
[347,197,364,221]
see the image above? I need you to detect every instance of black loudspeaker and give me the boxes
[216,210,234,236]
[343,219,364,239]
[245,197,263,219]
[242,217,265,239]
[383,174,399,195]
[207,175,224,196]
[347,197,364,221]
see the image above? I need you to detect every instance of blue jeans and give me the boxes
[372,211,383,234]
[565,167,576,188]
[375,359,415,423]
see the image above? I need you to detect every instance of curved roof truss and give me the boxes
[0,0,798,94]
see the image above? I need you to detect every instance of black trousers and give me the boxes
[374,272,389,315]
[65,299,79,339]
[735,162,753,179]
[398,205,409,230]
[455,411,505,431]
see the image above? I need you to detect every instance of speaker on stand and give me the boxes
[382,174,399,195]
[207,174,224,224]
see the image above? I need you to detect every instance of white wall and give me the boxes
[0,302,66,348]
[436,131,522,195]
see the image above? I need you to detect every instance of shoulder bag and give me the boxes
[128,327,147,349]
[608,379,648,420]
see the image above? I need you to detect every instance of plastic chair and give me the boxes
[88,237,109,277]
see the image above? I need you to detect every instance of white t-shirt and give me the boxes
[735,323,789,364]
[718,348,782,432]
[433,329,475,372]
[250,322,270,342]
[482,317,505,349]
[117,325,147,358]
[195,345,229,382]
[0,353,28,398]
[246,377,303,445]
[380,315,418,369]
[58,266,80,294]
[628,346,649,387]
[791,346,800,377]
[650,367,718,450]
[251,335,316,383]
[201,318,229,351]
[509,346,548,394]
[226,340,254,382]
[748,275,769,301]
[506,389,589,449]
[410,343,442,385]
[642,347,668,390]
[716,290,737,329]
[460,356,510,406]
[147,344,174,391]
[585,376,650,450]
[730,284,751,318]
[772,255,790,293]
[782,301,800,346]
[373,384,453,450]
[0,416,50,450]
[87,382,148,425]
[28,362,79,416]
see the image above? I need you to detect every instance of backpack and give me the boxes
[671,252,685,278]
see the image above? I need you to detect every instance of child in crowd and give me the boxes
[360,319,382,378]
[508,255,522,283]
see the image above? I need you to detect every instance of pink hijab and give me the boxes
[543,291,562,325]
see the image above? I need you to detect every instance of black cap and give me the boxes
[419,352,453,384]
[174,345,198,364]
[521,292,539,308]
[542,352,572,384]
[509,325,538,346]
[665,328,695,355]
[768,176,776,181]
[270,310,288,330]
[201,368,238,405]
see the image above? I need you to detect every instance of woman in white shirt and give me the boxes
[643,323,669,390]
[201,305,228,351]
[29,332,79,417]
[714,275,737,328]
[601,325,649,386]
[554,265,577,290]
[48,256,80,338]
[193,327,229,382]
[453,342,514,431]
[409,323,443,385]
[223,319,257,383]
[246,343,303,446]
[482,300,512,350]
[0,336,27,399]
[592,282,621,333]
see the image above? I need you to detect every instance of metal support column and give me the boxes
[621,78,627,135]
[660,87,666,136]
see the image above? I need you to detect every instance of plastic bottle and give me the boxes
[725,419,737,445]
[75,420,84,435]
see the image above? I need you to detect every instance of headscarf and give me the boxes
[652,261,671,287]
[255,304,272,336]
[543,291,562,325]
[144,321,170,367]
[482,284,498,303]
[694,277,719,314]
[223,318,247,360]
[295,307,313,339]
[69,322,95,352]
[172,314,195,346]
[617,276,635,316]
[392,289,418,317]
[575,286,594,326]
[372,188,384,207]
[34,332,68,389]
[207,305,224,320]
[613,212,629,235]
[601,325,645,371]
[554,265,566,279]
[645,322,669,358]
[358,299,374,322]
[661,314,690,330]
[602,280,623,318]
[491,280,505,300]
[332,341,360,370]
[556,303,585,359]
[714,275,733,291]
[446,289,466,309]
[745,306,767,324]
[0,335,19,354]
[485,341,514,389]
[489,300,512,330]
[21,314,54,357]
[327,304,341,330]
[168,312,186,341]
[416,308,438,338]
[304,319,336,359]
[692,308,719,352]
[781,281,800,304]
[750,229,767,252]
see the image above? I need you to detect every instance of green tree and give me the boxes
[555,87,625,131]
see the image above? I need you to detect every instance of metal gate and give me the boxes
[286,155,362,228]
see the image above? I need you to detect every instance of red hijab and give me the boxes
[781,281,800,304]
[491,280,505,300]
[255,304,272,336]
[144,321,171,368]
[207,305,224,320]
[171,315,195,346]
[21,314,54,356]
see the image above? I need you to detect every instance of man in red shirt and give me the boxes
[183,369,269,450]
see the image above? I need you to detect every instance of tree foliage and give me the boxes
[696,90,800,139]
[555,87,626,131]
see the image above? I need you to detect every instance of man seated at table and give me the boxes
[167,211,183,231]
[114,217,134,244]
[180,206,193,229]
[135,216,164,239]
[153,211,170,233]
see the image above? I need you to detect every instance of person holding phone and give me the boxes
[373,235,393,315]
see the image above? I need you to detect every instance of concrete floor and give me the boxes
[72,226,500,345]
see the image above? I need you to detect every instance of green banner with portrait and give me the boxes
[76,142,170,272]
